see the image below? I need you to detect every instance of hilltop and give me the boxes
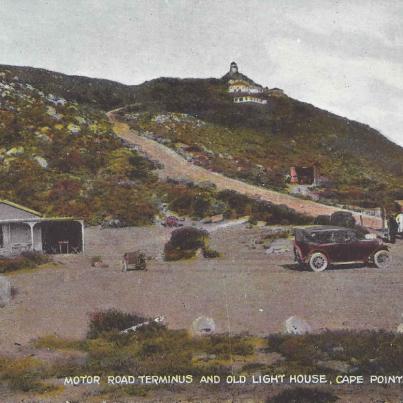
[120,69,403,209]
[1,63,403,210]
[0,64,136,110]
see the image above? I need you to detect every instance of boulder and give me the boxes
[210,214,224,223]
[200,216,212,224]
[191,316,216,336]
[0,276,11,308]
[198,181,217,191]
[265,239,292,254]
[397,324,403,334]
[285,316,312,335]
[6,146,24,156]
[202,214,225,224]
[67,123,81,135]
[34,156,48,169]
[101,218,125,228]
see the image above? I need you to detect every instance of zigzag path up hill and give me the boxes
[108,111,383,229]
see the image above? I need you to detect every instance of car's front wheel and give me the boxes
[373,250,392,269]
[309,252,329,272]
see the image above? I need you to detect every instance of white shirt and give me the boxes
[396,213,403,233]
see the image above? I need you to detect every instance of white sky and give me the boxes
[1,0,403,145]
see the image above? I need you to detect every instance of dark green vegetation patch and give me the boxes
[0,251,50,273]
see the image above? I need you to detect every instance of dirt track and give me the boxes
[109,113,383,229]
[1,224,402,354]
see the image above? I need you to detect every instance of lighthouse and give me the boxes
[230,61,238,74]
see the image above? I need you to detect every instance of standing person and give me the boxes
[396,211,403,234]
[387,215,398,243]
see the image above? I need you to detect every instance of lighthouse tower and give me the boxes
[230,61,238,74]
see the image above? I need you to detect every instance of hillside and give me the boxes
[1,63,403,210]
[0,68,159,225]
[0,64,136,110]
[0,66,311,226]
[120,75,403,208]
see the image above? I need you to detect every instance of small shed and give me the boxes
[0,200,84,256]
[290,164,320,185]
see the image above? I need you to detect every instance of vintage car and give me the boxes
[294,226,391,272]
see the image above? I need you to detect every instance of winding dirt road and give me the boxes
[108,113,382,228]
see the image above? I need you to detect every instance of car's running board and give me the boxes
[331,261,365,266]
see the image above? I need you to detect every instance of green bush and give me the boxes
[165,184,313,225]
[168,226,208,250]
[164,227,217,261]
[164,227,208,261]
[0,356,55,393]
[20,251,49,265]
[0,251,50,273]
[266,330,403,375]
[202,248,220,258]
[163,244,199,261]
[207,335,254,358]
[87,309,150,339]
[217,190,252,217]
[267,387,338,403]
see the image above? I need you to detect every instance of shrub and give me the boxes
[166,185,314,225]
[33,335,83,351]
[0,251,50,273]
[87,309,148,339]
[0,356,54,393]
[208,335,254,358]
[258,230,291,250]
[202,248,220,258]
[21,251,49,265]
[217,190,252,217]
[269,204,313,225]
[166,185,215,218]
[266,331,403,375]
[164,243,198,261]
[169,226,207,250]
[267,387,338,403]
[164,227,216,261]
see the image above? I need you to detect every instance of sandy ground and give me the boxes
[109,114,383,229]
[0,223,402,354]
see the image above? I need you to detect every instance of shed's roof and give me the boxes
[0,199,42,217]
[0,217,82,224]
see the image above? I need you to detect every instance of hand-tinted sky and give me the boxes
[1,0,402,145]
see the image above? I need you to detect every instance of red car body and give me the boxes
[294,226,389,267]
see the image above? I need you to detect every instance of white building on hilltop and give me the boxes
[233,95,267,104]
[227,62,267,104]
[228,79,264,94]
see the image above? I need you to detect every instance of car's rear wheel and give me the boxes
[309,252,328,272]
[373,250,392,269]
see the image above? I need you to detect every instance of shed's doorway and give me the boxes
[41,221,83,254]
